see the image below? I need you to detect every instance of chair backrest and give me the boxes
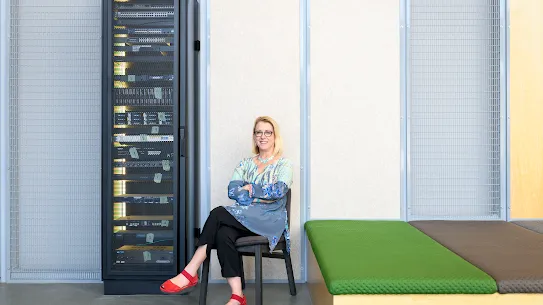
[286,189,292,228]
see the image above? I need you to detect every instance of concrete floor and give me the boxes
[0,283,311,305]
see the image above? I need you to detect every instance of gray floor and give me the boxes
[0,283,311,305]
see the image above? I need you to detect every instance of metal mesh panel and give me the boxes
[407,0,502,220]
[9,0,101,280]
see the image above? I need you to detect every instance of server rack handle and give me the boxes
[179,126,186,157]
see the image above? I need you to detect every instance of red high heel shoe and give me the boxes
[160,270,198,294]
[230,294,247,305]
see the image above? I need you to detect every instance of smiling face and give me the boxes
[253,121,275,154]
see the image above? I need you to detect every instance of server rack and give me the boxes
[101,0,197,295]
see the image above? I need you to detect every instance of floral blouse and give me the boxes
[224,156,293,252]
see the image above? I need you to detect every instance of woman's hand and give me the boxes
[241,184,253,194]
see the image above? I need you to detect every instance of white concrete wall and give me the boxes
[209,0,301,280]
[309,0,401,219]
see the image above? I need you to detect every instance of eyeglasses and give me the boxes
[254,130,273,137]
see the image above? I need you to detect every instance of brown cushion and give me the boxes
[409,220,543,293]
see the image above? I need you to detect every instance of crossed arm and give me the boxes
[227,180,253,205]
[227,159,293,205]
[228,180,289,205]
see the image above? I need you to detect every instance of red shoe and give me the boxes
[230,294,247,305]
[160,270,198,295]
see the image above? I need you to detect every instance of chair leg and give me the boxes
[283,249,297,296]
[199,256,210,305]
[240,254,246,290]
[255,245,263,305]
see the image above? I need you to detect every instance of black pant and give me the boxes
[196,206,256,278]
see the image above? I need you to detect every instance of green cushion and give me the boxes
[305,220,497,295]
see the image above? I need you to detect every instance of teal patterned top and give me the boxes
[224,156,293,252]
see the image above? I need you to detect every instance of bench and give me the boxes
[305,220,543,305]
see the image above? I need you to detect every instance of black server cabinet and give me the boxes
[101,0,196,295]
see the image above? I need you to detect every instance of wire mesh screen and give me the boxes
[9,0,101,280]
[407,0,502,220]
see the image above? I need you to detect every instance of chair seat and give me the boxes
[235,235,285,247]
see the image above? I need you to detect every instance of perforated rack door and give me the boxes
[407,0,503,220]
[8,0,101,281]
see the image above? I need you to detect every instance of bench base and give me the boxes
[329,294,543,305]
[307,238,543,305]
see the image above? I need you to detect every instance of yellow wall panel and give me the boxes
[510,0,543,218]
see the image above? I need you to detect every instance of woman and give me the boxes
[160,116,293,305]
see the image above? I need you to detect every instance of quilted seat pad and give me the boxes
[513,220,543,234]
[305,220,497,295]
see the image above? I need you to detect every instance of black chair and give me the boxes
[199,190,297,305]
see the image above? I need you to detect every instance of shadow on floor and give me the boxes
[0,283,311,305]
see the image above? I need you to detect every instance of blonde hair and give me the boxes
[252,116,283,156]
